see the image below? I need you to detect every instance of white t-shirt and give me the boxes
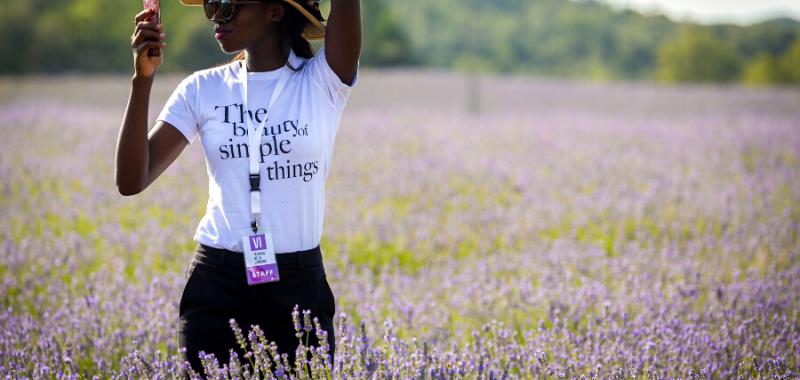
[158,47,357,253]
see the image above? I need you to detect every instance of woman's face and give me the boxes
[212,2,283,54]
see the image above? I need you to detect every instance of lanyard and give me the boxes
[241,56,293,234]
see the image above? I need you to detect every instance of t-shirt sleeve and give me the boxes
[157,74,200,144]
[306,45,359,107]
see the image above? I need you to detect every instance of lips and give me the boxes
[214,26,232,40]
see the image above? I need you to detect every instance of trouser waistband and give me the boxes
[195,243,323,270]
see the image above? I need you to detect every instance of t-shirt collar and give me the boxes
[235,49,303,80]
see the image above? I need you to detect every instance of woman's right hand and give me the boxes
[131,9,166,78]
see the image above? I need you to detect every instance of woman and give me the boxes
[115,0,361,374]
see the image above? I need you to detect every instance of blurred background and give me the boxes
[1,0,799,85]
[2,1,800,377]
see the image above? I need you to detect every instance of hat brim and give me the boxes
[180,0,326,40]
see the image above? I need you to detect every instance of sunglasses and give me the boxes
[204,0,263,22]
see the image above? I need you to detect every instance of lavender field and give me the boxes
[1,72,799,379]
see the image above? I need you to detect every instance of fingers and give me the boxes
[131,12,166,53]
[134,20,162,37]
[132,32,166,52]
[133,28,164,44]
[132,9,165,76]
[134,9,156,24]
[133,40,167,56]
[133,9,161,39]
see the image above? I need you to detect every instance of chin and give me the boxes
[217,43,241,55]
[221,47,242,55]
[215,38,244,55]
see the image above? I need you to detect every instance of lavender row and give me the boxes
[1,75,799,378]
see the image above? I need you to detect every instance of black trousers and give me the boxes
[178,243,336,375]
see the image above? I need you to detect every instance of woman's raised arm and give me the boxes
[115,9,188,196]
[324,0,362,85]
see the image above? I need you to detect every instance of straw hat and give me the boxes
[180,0,326,40]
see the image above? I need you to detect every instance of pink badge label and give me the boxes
[247,264,280,284]
[242,233,279,285]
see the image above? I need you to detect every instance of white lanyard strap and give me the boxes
[241,55,293,233]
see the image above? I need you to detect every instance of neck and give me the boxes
[245,40,290,72]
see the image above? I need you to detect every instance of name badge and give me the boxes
[242,233,279,285]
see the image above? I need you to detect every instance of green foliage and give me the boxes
[0,2,36,73]
[163,15,231,72]
[729,17,800,58]
[392,0,796,82]
[656,28,742,83]
[778,38,800,82]
[360,0,415,66]
[743,53,785,85]
[1,0,798,84]
[742,37,800,85]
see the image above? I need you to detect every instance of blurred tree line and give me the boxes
[1,0,798,85]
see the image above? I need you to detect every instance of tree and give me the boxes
[359,0,415,66]
[656,28,741,83]
[742,37,800,86]
[2,0,797,82]
[0,2,36,73]
[742,53,785,86]
[778,38,800,83]
[165,15,231,72]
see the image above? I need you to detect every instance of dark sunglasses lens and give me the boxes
[204,0,234,21]
[203,0,218,19]
[220,3,234,20]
